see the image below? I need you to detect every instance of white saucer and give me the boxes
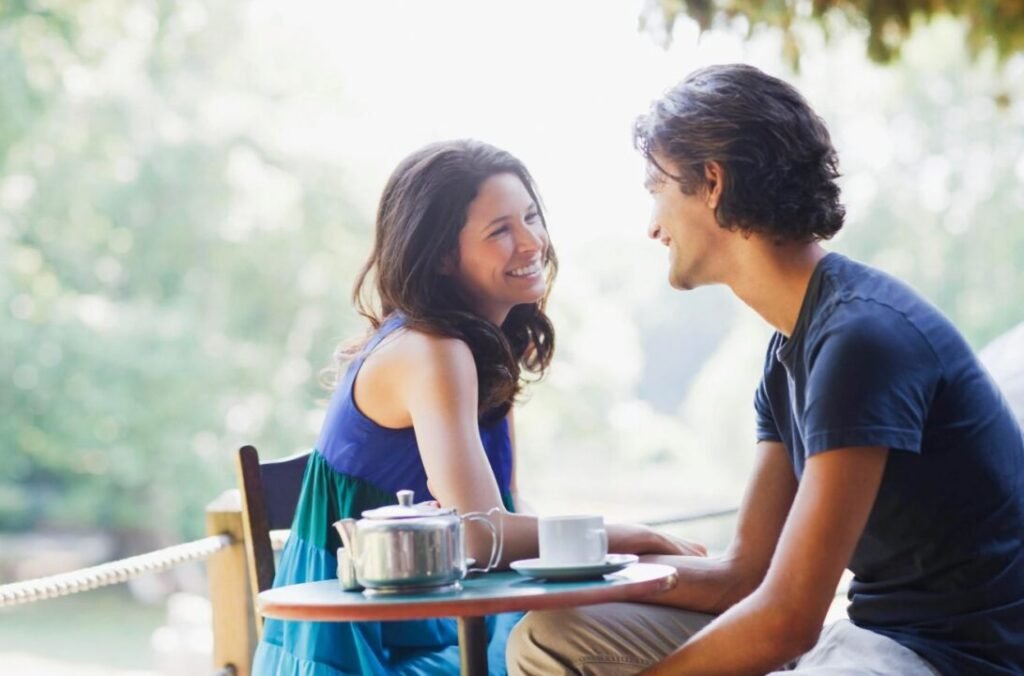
[510,554,639,581]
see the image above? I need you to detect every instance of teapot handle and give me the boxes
[462,507,503,573]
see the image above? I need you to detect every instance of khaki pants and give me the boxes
[507,602,940,675]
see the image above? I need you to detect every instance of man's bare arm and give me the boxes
[643,446,888,675]
[640,440,798,613]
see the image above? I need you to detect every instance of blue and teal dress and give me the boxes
[252,314,520,675]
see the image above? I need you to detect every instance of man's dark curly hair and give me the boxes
[634,64,845,243]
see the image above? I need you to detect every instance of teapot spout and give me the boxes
[333,518,362,591]
[333,518,357,551]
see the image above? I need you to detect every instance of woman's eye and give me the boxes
[525,212,540,223]
[489,226,509,237]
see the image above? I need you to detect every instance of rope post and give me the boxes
[206,489,253,676]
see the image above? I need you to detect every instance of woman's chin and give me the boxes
[519,284,547,305]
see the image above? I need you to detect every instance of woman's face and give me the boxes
[450,172,549,325]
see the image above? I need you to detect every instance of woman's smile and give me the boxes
[507,258,543,279]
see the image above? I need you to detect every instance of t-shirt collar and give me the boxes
[776,252,837,364]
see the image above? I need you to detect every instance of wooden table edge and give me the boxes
[258,566,678,622]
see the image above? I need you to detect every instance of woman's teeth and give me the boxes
[508,262,541,277]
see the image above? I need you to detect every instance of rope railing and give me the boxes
[0,533,234,608]
[0,509,733,611]
[0,498,741,675]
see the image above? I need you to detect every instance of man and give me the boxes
[508,64,1024,675]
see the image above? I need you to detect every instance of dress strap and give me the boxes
[355,314,407,363]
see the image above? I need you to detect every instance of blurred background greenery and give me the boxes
[1,0,1022,672]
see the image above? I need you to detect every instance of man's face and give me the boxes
[643,153,725,290]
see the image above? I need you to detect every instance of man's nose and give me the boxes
[647,217,661,240]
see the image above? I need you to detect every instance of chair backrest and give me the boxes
[235,445,310,639]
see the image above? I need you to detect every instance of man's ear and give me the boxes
[704,161,725,210]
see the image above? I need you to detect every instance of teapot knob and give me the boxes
[396,489,414,507]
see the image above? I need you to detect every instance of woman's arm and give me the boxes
[388,331,703,565]
[392,332,538,564]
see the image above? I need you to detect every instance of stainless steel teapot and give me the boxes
[333,489,502,594]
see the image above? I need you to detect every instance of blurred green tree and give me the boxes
[1,1,366,547]
[828,21,1024,348]
[642,0,1024,65]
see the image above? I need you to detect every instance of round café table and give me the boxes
[258,562,678,676]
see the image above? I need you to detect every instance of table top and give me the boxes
[258,562,678,622]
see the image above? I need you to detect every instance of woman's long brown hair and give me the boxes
[333,139,557,419]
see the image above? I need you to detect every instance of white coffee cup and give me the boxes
[538,515,608,566]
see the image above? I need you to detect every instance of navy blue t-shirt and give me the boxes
[755,253,1024,675]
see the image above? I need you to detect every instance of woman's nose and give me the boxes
[516,221,546,251]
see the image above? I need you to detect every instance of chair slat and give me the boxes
[261,452,311,531]
[234,445,311,641]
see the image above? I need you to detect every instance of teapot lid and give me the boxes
[361,489,454,519]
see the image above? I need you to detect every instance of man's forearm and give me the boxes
[639,553,759,614]
[640,588,810,676]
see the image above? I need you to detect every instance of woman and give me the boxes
[253,140,703,675]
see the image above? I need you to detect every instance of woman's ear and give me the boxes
[438,253,455,275]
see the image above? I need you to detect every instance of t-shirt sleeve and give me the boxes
[754,338,784,443]
[802,303,941,457]
[755,378,783,442]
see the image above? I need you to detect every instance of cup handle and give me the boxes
[462,508,503,573]
[594,528,608,560]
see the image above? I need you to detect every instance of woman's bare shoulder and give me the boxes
[355,328,477,427]
[365,326,476,380]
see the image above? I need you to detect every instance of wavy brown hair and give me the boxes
[334,139,557,419]
[634,64,845,243]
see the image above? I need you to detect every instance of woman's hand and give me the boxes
[655,532,708,557]
[609,523,708,557]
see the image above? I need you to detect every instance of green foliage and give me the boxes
[1,1,366,540]
[642,0,1024,65]
[826,24,1024,348]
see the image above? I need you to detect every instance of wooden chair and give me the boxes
[235,445,311,640]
